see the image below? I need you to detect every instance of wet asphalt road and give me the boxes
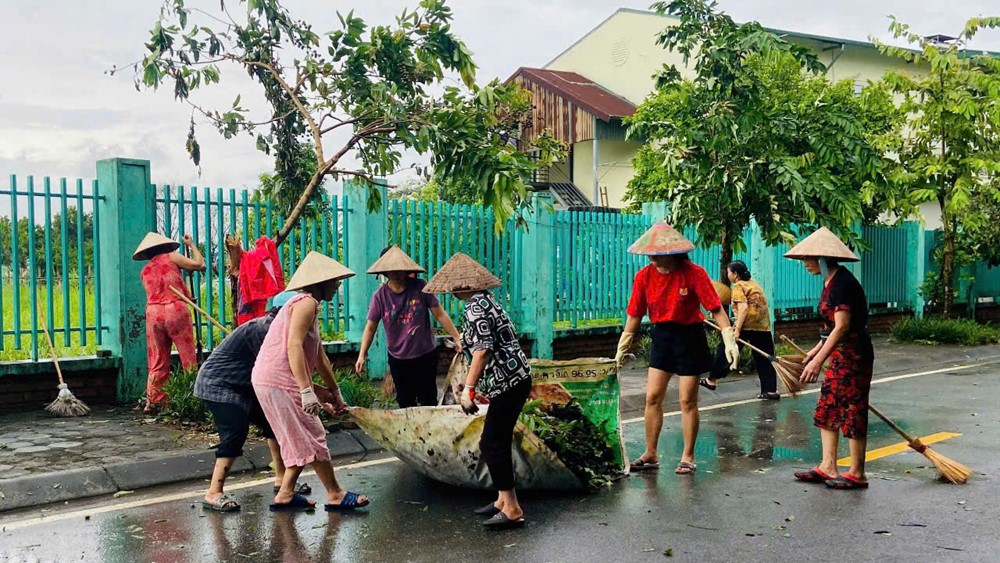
[1,361,998,563]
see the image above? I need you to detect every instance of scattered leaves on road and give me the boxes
[663,548,674,557]
[113,490,134,498]
[874,531,892,536]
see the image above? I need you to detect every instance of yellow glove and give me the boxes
[615,332,636,367]
[722,326,739,370]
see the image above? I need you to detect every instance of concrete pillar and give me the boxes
[344,181,388,378]
[96,158,156,402]
[519,193,556,358]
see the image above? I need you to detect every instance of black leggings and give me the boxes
[479,379,532,492]
[205,399,275,458]
[388,349,440,407]
[710,329,777,394]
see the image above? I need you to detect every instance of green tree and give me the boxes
[626,0,899,280]
[129,0,561,241]
[874,16,1000,316]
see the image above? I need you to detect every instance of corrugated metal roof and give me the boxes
[510,68,637,122]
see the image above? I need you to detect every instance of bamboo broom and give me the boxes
[169,286,232,336]
[780,335,970,484]
[704,320,804,396]
[41,315,90,417]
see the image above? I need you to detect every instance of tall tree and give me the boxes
[626,0,899,280]
[874,16,1000,316]
[129,0,561,242]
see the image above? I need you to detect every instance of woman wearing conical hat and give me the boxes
[133,232,205,415]
[786,227,874,490]
[355,246,462,407]
[251,251,370,511]
[424,253,531,530]
[616,222,739,475]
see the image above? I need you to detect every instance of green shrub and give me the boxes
[162,366,213,424]
[313,368,393,409]
[891,317,1000,346]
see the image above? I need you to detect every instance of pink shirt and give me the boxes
[251,293,322,392]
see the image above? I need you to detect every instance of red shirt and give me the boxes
[141,253,190,305]
[626,261,721,325]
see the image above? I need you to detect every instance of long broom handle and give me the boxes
[867,404,918,444]
[39,314,66,386]
[169,285,232,336]
[703,319,777,361]
[780,334,810,356]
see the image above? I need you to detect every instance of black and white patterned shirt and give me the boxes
[194,312,276,412]
[461,292,531,398]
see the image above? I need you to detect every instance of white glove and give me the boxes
[722,326,739,370]
[615,332,636,367]
[459,384,479,415]
[300,387,323,416]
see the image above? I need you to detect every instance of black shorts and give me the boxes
[648,322,713,376]
[205,399,275,458]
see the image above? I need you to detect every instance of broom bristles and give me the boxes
[773,356,805,397]
[46,384,90,417]
[919,445,972,484]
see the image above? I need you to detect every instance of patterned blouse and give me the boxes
[461,292,531,398]
[731,280,770,332]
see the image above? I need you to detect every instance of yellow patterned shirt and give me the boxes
[732,280,770,332]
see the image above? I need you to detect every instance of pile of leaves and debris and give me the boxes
[519,399,621,490]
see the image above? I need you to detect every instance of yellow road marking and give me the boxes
[837,432,961,466]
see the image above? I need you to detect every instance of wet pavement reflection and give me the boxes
[2,364,998,562]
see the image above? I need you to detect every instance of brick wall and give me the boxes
[773,312,912,342]
[0,368,118,412]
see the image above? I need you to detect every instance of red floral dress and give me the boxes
[813,268,874,439]
[142,253,197,405]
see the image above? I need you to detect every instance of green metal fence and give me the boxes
[1,175,105,361]
[155,185,351,347]
[386,199,522,323]
[553,210,653,327]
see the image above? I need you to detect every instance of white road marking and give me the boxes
[0,360,991,532]
[620,362,987,423]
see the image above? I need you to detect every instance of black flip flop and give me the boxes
[629,458,660,472]
[473,503,502,517]
[482,512,525,530]
[269,493,316,512]
[699,378,718,391]
[757,392,781,401]
[273,482,312,495]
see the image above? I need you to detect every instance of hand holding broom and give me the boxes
[704,319,804,396]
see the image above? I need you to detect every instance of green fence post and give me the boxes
[96,158,156,402]
[519,193,556,359]
[748,220,777,329]
[344,181,388,379]
[905,220,926,319]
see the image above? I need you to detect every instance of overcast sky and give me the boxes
[1,0,998,192]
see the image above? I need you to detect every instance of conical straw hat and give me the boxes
[712,280,732,307]
[133,232,180,261]
[367,246,426,274]
[784,227,859,262]
[423,253,501,294]
[628,221,695,255]
[285,251,356,291]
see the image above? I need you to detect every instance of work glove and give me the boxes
[300,387,323,416]
[615,332,636,367]
[722,326,739,370]
[459,384,479,415]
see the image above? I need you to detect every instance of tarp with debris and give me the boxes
[350,357,627,491]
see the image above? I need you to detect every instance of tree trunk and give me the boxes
[941,215,956,318]
[719,227,733,282]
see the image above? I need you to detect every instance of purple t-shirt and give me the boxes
[366,278,440,360]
